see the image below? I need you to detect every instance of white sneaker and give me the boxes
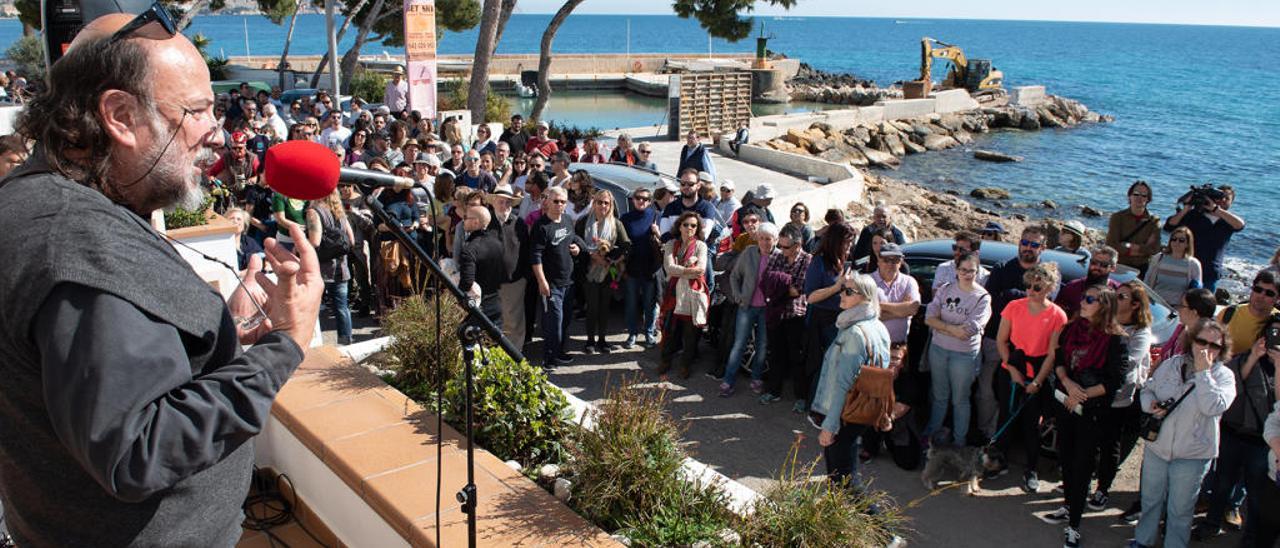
[1040,506,1070,525]
[1063,525,1081,548]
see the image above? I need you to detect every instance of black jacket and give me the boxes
[458,228,507,321]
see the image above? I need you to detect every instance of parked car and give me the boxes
[883,239,1179,344]
[567,162,678,216]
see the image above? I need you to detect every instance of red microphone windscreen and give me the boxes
[264,140,340,200]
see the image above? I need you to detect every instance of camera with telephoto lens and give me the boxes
[1178,183,1226,209]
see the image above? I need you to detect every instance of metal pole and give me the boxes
[626,18,630,72]
[243,17,251,59]
[325,0,341,95]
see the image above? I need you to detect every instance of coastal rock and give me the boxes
[923,134,959,151]
[951,129,974,145]
[883,132,907,156]
[818,148,850,163]
[856,144,901,168]
[1019,114,1042,131]
[902,138,926,154]
[843,146,870,167]
[1037,106,1066,128]
[807,136,835,154]
[910,123,934,137]
[973,149,1023,163]
[971,187,1012,200]
[1013,213,1029,221]
[1081,205,1103,217]
[782,129,811,150]
[851,126,872,145]
[1042,200,1058,209]
[937,114,965,132]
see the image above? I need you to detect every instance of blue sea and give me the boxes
[1,15,1277,269]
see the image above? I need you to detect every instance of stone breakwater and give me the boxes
[785,63,898,105]
[759,94,1113,169]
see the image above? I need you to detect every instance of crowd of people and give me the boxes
[33,74,1278,548]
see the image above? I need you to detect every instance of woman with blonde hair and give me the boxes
[575,190,630,353]
[307,191,356,344]
[995,261,1069,493]
[1144,226,1202,306]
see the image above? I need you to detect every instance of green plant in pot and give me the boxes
[163,195,215,230]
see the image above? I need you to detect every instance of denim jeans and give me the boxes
[723,305,767,386]
[623,273,658,339]
[924,343,980,445]
[324,280,352,344]
[541,285,572,365]
[1135,451,1211,548]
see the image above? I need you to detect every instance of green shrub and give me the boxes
[619,477,735,547]
[443,346,572,467]
[349,69,387,104]
[738,442,906,547]
[6,35,45,81]
[163,196,214,229]
[566,379,733,543]
[439,79,511,123]
[382,293,466,401]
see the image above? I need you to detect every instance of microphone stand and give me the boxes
[359,182,520,548]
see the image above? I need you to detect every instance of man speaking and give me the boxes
[0,10,323,546]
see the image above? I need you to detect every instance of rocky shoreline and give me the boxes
[759,94,1113,170]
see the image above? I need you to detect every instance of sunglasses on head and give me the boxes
[1253,285,1278,298]
[109,2,178,46]
[1020,239,1043,249]
[1193,337,1225,352]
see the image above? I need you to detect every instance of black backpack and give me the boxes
[313,206,352,262]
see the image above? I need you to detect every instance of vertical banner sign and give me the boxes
[403,0,437,119]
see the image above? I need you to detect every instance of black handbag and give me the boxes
[1140,385,1195,442]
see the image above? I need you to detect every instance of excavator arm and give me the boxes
[921,37,968,88]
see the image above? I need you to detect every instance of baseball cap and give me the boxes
[981,221,1007,234]
[536,120,549,129]
[879,242,904,258]
[719,179,735,191]
[754,183,777,200]
[230,131,248,145]
[697,171,714,184]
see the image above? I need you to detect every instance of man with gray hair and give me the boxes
[853,203,905,263]
[720,222,782,397]
[0,13,322,545]
[1054,245,1120,319]
[530,185,585,369]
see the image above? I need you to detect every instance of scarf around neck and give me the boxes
[836,302,876,329]
[1063,318,1110,372]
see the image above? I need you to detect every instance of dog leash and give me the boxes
[906,481,970,508]
[985,377,1034,447]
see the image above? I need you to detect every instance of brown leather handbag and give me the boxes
[840,326,896,432]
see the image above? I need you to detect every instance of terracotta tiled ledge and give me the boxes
[262,345,617,547]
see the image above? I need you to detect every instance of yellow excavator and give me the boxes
[905,37,1004,100]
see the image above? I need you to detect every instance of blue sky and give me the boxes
[514,0,1280,28]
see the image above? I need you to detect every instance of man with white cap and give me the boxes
[384,65,408,114]
[525,120,560,158]
[488,184,529,347]
[714,179,741,228]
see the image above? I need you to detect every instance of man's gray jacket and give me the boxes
[0,153,304,546]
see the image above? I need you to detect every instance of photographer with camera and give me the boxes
[1163,184,1244,291]
[1192,315,1279,541]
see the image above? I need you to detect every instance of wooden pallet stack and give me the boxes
[669,71,752,140]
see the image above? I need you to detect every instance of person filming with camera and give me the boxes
[1163,184,1244,291]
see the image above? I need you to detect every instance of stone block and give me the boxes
[933,89,980,114]
[875,98,936,120]
[1011,85,1047,107]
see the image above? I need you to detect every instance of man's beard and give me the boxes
[155,145,218,213]
[1019,250,1038,263]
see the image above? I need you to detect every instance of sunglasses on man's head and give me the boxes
[109,2,178,46]
[1020,239,1043,249]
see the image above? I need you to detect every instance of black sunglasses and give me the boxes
[841,287,859,296]
[1253,285,1278,298]
[109,2,178,46]
[1081,295,1099,305]
[1193,337,1225,352]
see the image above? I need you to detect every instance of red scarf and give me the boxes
[1062,318,1110,372]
